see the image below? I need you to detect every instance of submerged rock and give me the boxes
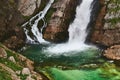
[104,45,120,60]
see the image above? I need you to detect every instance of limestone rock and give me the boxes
[26,59,34,71]
[91,0,120,46]
[104,45,120,60]
[43,0,79,43]
[18,0,41,16]
[17,55,34,70]
[0,47,7,58]
[16,71,21,75]
[26,75,34,80]
[8,56,16,63]
[22,68,31,75]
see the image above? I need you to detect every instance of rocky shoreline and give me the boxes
[0,44,48,80]
[0,0,120,79]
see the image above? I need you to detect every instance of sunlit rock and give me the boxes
[104,45,120,60]
[0,47,7,58]
[8,56,16,63]
[22,68,31,75]
[18,0,41,16]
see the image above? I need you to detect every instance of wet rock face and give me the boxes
[18,0,41,16]
[0,0,25,50]
[104,45,120,60]
[43,0,79,43]
[91,0,120,46]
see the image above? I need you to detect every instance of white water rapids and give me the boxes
[45,0,95,54]
[23,0,96,54]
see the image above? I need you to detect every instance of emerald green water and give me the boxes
[22,44,120,80]
[45,63,120,80]
[47,68,105,80]
[22,44,103,67]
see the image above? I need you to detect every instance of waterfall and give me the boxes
[22,0,54,44]
[45,0,95,54]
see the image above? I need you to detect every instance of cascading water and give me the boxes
[22,0,95,53]
[45,0,95,54]
[22,0,54,44]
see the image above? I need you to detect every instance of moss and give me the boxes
[0,44,26,67]
[105,0,120,29]
[110,0,120,3]
[45,8,56,23]
[106,18,120,25]
[18,74,28,80]
[100,63,120,80]
[108,7,120,13]
[0,58,22,71]
[0,67,12,80]
[0,44,25,71]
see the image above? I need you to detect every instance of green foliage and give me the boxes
[0,58,22,71]
[45,8,56,23]
[19,74,28,80]
[107,18,120,25]
[0,67,12,80]
[105,0,120,28]
[100,63,120,80]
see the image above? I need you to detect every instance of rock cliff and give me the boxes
[90,0,120,60]
[43,0,79,43]
[91,0,120,47]
[0,0,41,50]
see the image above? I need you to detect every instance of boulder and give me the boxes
[91,0,120,46]
[0,47,7,58]
[16,71,21,75]
[104,45,120,60]
[8,56,16,63]
[18,0,41,16]
[22,68,31,75]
